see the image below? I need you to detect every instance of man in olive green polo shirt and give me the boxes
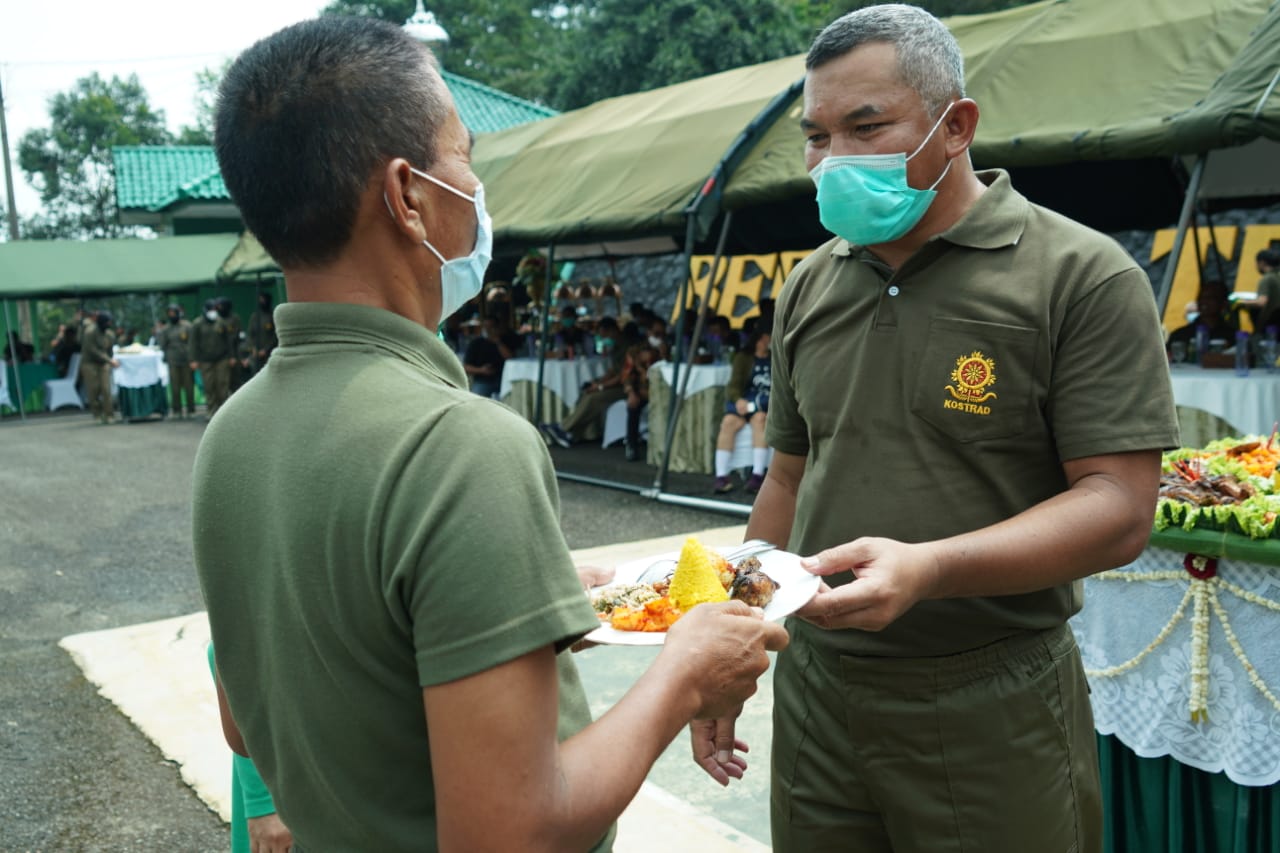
[689,7,1179,853]
[195,16,786,853]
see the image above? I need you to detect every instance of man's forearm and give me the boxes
[549,652,704,850]
[924,468,1157,599]
[746,474,796,550]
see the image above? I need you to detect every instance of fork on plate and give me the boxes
[635,538,776,585]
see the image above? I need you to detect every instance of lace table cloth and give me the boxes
[1071,544,1280,786]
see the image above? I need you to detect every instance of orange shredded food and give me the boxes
[609,597,683,632]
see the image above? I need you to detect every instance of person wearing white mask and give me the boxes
[193,16,787,853]
[695,6,1179,852]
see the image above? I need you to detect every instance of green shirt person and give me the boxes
[196,16,787,853]
[701,7,1179,853]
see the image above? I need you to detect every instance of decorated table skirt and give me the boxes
[1072,531,1280,850]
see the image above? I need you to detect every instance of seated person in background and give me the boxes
[621,343,660,461]
[645,316,671,362]
[713,326,772,495]
[462,316,509,398]
[1167,279,1237,352]
[1234,248,1280,332]
[550,304,586,358]
[705,314,738,363]
[4,331,35,363]
[49,321,80,378]
[539,318,628,447]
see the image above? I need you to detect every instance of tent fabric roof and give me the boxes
[472,55,807,247]
[0,234,240,299]
[470,0,1280,248]
[726,0,1280,211]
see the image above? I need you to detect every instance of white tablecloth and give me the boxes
[112,350,169,390]
[499,357,606,412]
[1071,546,1280,786]
[651,361,732,398]
[1170,365,1280,438]
[0,360,12,410]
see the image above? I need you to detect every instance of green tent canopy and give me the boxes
[470,0,1279,251]
[218,0,1280,277]
[0,234,240,299]
[724,0,1280,214]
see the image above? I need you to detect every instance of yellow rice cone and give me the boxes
[669,536,729,611]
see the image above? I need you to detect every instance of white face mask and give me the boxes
[648,335,664,348]
[205,310,218,321]
[410,167,492,322]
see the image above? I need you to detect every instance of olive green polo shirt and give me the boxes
[194,301,608,852]
[769,170,1179,657]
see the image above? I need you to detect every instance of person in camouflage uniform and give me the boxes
[192,298,235,417]
[79,310,120,423]
[156,304,197,418]
[247,291,279,374]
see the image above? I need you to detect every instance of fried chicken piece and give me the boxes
[729,566,780,609]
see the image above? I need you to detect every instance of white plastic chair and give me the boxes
[601,399,648,448]
[44,352,84,411]
[728,424,771,474]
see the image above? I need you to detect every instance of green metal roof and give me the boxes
[440,70,557,134]
[114,73,556,213]
[113,146,222,212]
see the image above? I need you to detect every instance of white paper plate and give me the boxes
[583,547,819,646]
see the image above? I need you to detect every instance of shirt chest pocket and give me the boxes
[909,317,1039,443]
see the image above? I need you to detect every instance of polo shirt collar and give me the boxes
[274,301,468,390]
[937,169,1027,250]
[827,167,1027,260]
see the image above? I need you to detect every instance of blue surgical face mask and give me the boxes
[386,167,493,322]
[809,101,955,246]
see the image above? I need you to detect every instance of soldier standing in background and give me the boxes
[156,304,197,419]
[192,298,235,418]
[247,291,279,374]
[79,310,119,424]
[217,297,249,394]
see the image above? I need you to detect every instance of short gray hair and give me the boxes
[806,4,966,117]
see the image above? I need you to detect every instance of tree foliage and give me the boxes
[322,0,567,108]
[174,64,229,145]
[323,0,1039,113]
[17,73,170,239]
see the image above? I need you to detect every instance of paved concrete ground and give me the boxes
[1,408,776,851]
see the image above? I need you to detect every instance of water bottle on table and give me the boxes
[1235,330,1250,376]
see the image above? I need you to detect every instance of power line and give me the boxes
[0,51,232,70]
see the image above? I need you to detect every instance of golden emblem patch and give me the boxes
[944,350,997,415]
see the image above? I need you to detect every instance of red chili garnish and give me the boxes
[1183,553,1218,580]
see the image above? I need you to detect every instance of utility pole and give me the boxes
[0,73,34,343]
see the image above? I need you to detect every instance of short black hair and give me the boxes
[1259,248,1280,268]
[214,16,449,269]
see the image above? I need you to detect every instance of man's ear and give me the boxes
[382,158,427,242]
[944,98,979,157]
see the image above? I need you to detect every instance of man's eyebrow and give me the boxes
[800,103,885,132]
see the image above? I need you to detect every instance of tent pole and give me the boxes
[2,298,27,422]
[1198,206,1229,289]
[534,244,556,427]
[655,212,733,494]
[1155,154,1207,320]
[653,215,699,491]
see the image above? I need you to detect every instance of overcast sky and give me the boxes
[1,0,330,221]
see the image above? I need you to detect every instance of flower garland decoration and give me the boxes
[1086,554,1280,723]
